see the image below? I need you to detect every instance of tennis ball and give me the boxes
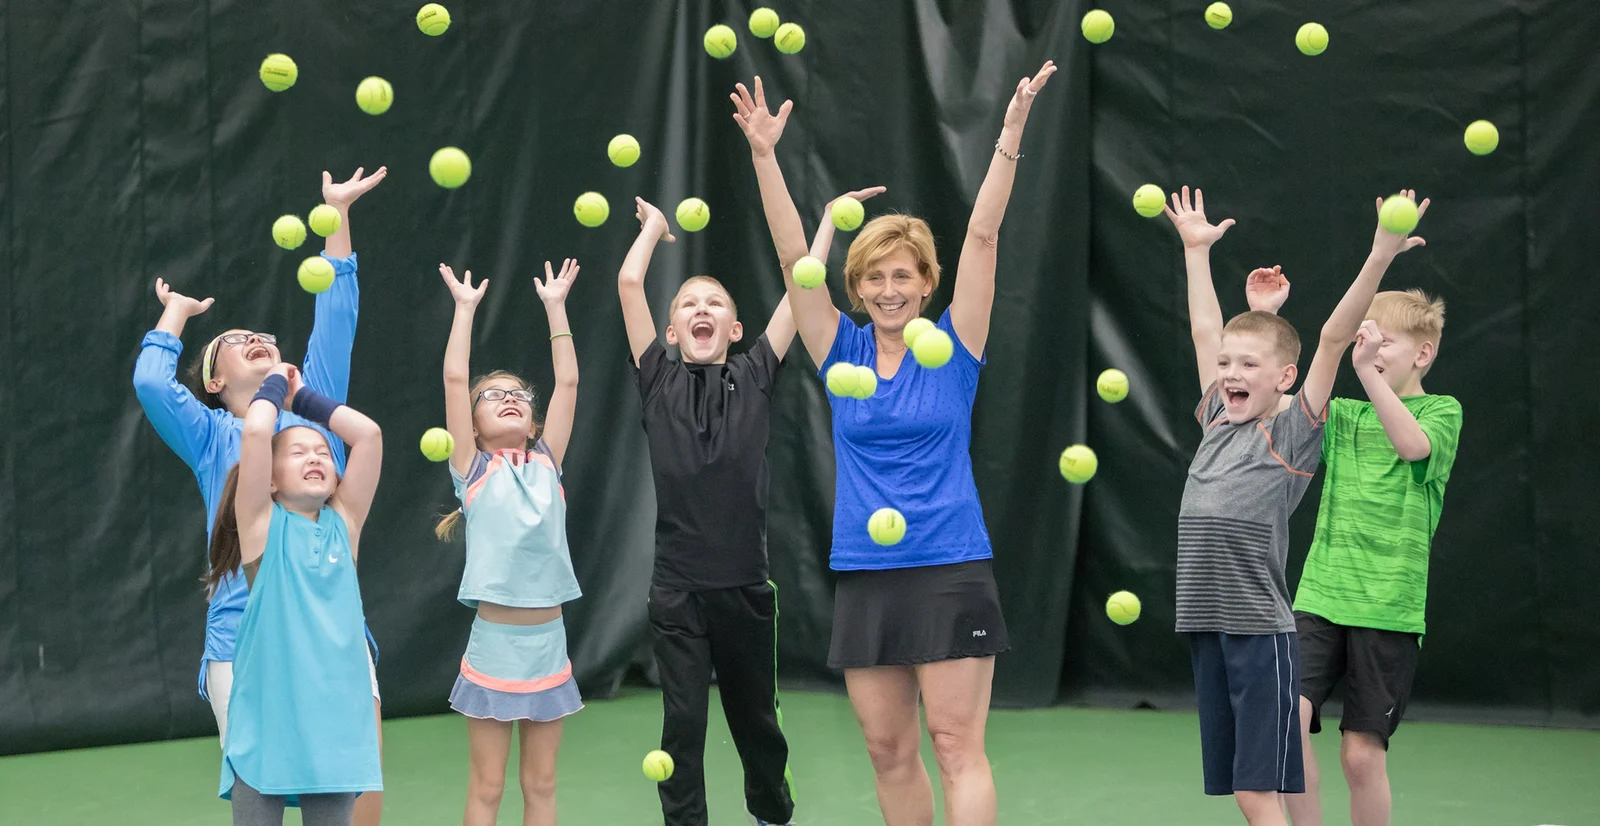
[307,205,341,238]
[1133,184,1165,218]
[793,256,826,289]
[825,363,860,397]
[1464,120,1499,156]
[417,3,450,36]
[852,366,878,399]
[912,329,953,368]
[420,427,454,462]
[704,24,737,59]
[258,54,298,92]
[1081,10,1114,44]
[272,215,307,250]
[1106,590,1141,625]
[1296,22,1328,56]
[574,192,610,228]
[902,317,936,348]
[1204,2,1232,29]
[355,76,393,115]
[429,147,471,189]
[642,750,674,782]
[608,134,641,168]
[297,256,335,294]
[749,7,780,38]
[774,23,806,54]
[832,196,865,231]
[1378,195,1419,235]
[867,507,907,546]
[676,198,710,232]
[1096,368,1129,403]
[1059,444,1098,484]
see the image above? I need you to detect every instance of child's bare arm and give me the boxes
[619,199,673,365]
[535,259,580,467]
[1163,186,1236,393]
[1351,321,1432,460]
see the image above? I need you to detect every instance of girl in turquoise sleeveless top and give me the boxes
[206,362,384,826]
[434,260,583,826]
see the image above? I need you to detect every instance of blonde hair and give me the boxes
[843,215,942,312]
[1222,310,1302,364]
[669,275,738,321]
[434,370,541,541]
[1367,289,1446,374]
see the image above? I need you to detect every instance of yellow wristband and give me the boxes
[550,332,573,341]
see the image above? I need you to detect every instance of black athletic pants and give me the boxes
[649,581,794,826]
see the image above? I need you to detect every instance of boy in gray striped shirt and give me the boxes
[1162,186,1429,826]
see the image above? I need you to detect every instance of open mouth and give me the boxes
[304,469,325,481]
[1225,388,1250,406]
[498,408,522,419]
[245,345,272,361]
[690,320,714,343]
[876,299,907,314]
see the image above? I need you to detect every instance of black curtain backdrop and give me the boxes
[1,0,1595,755]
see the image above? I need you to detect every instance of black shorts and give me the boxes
[1295,611,1421,748]
[1190,632,1305,796]
[827,559,1009,669]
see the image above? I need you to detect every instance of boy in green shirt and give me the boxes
[1248,275,1463,826]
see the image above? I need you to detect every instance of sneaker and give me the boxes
[750,817,794,826]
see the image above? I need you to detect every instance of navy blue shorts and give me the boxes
[1190,632,1305,796]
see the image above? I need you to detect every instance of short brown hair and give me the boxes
[1222,310,1301,364]
[843,215,941,312]
[669,276,738,321]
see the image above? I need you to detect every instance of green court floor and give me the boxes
[2,689,1595,825]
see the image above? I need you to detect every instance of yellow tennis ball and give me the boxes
[574,192,610,228]
[1464,120,1499,156]
[1296,22,1328,56]
[832,196,864,231]
[642,750,674,782]
[912,328,953,368]
[793,256,826,289]
[608,134,641,168]
[1378,195,1419,235]
[417,3,450,36]
[1133,184,1165,218]
[1081,10,1114,44]
[902,317,936,348]
[430,147,471,189]
[774,23,806,54]
[419,427,455,462]
[297,256,335,294]
[1059,444,1098,484]
[852,366,878,399]
[258,53,298,92]
[307,205,342,238]
[676,198,710,232]
[825,363,860,397]
[1096,368,1129,403]
[1204,2,1232,29]
[749,7,780,38]
[1106,590,1141,625]
[272,215,307,250]
[704,24,737,59]
[355,76,393,115]
[867,507,906,546]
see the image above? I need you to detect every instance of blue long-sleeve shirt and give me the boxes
[133,252,362,697]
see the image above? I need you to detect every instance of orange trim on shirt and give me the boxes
[1196,385,1219,425]
[1256,421,1315,478]
[459,657,573,693]
[461,453,505,510]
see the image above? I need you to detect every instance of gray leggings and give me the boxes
[231,779,357,826]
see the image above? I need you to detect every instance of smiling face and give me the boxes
[205,329,280,397]
[856,249,930,334]
[844,215,942,336]
[1217,332,1298,423]
[665,277,742,364]
[270,427,337,508]
[470,374,536,449]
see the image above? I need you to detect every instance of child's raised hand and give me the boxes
[155,278,214,317]
[1371,189,1428,259]
[535,258,580,305]
[322,167,388,207]
[439,264,488,308]
[635,197,676,244]
[1245,266,1291,313]
[1164,186,1235,250]
[730,76,792,157]
[1351,320,1383,370]
[835,186,888,206]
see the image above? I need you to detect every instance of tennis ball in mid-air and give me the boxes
[356,76,393,115]
[1133,184,1165,218]
[1097,369,1129,403]
[704,24,737,58]
[297,256,335,294]
[1081,10,1114,44]
[272,215,307,250]
[832,196,864,231]
[825,363,860,397]
[867,508,906,546]
[419,427,454,462]
[852,366,878,399]
[429,147,471,189]
[1205,3,1232,29]
[259,54,297,92]
[774,23,806,54]
[1059,444,1098,484]
[1296,23,1328,55]
[912,328,952,368]
[417,3,450,36]
[676,198,710,232]
[1106,590,1141,625]
[574,192,610,228]
[1464,120,1499,156]
[1378,195,1419,235]
[793,256,826,289]
[902,317,936,348]
[642,750,674,782]
[749,7,780,38]
[608,134,640,167]
[307,205,341,237]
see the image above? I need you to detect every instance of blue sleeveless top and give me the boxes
[220,503,381,800]
[449,439,582,609]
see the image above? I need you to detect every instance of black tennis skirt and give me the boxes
[828,559,1010,669]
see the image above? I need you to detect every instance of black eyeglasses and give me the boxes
[217,332,276,346]
[474,388,534,407]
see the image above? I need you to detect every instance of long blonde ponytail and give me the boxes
[435,508,464,541]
